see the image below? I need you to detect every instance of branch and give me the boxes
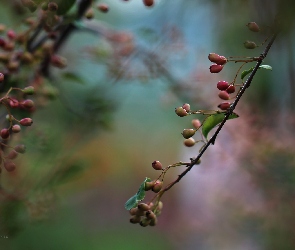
[163,32,278,192]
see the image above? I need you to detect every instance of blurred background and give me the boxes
[0,0,295,249]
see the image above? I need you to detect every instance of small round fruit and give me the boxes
[98,3,109,13]
[244,41,257,49]
[144,181,154,191]
[182,103,190,112]
[218,91,230,100]
[175,107,188,117]
[226,85,236,94]
[138,203,150,211]
[152,160,163,170]
[184,138,195,147]
[1,128,9,139]
[192,119,201,129]
[4,161,16,172]
[209,64,223,73]
[129,208,138,215]
[14,144,26,154]
[217,80,229,90]
[130,215,141,224]
[182,129,196,139]
[20,118,33,126]
[152,180,163,193]
[247,22,260,32]
[218,102,231,110]
[143,0,154,7]
[12,125,21,133]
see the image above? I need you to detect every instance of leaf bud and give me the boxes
[183,138,195,147]
[175,107,188,117]
[182,129,196,139]
[244,41,257,49]
[218,91,230,100]
[20,118,33,126]
[247,22,260,32]
[152,160,163,170]
[209,64,223,73]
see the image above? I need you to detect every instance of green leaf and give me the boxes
[62,72,85,85]
[56,0,76,15]
[202,113,239,139]
[241,67,254,80]
[124,194,138,210]
[241,65,272,80]
[259,64,272,70]
[124,177,151,210]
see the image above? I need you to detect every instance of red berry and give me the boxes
[7,150,18,160]
[9,98,19,108]
[208,53,220,63]
[218,102,231,110]
[20,118,33,126]
[191,119,201,129]
[226,85,236,94]
[218,91,230,100]
[0,72,4,82]
[217,80,229,90]
[21,99,34,109]
[152,160,163,170]
[143,0,154,7]
[210,64,223,73]
[216,56,227,65]
[12,125,21,133]
[182,103,190,112]
[4,161,16,172]
[1,128,10,139]
[7,30,16,40]
[0,37,6,48]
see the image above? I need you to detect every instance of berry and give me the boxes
[51,55,67,68]
[149,217,158,226]
[216,56,227,65]
[184,138,195,147]
[20,118,33,126]
[218,102,231,110]
[182,103,190,112]
[209,64,223,73]
[208,53,227,65]
[130,215,141,224]
[244,41,257,49]
[129,208,138,215]
[218,91,230,100]
[98,4,109,13]
[7,150,18,160]
[7,30,16,40]
[191,119,201,129]
[152,160,163,171]
[1,128,10,139]
[175,107,188,117]
[85,8,94,19]
[152,180,163,193]
[217,80,229,90]
[138,203,150,211]
[0,72,4,82]
[226,85,236,94]
[9,99,19,108]
[146,210,156,220]
[143,0,154,7]
[12,125,21,133]
[247,22,260,32]
[4,161,16,172]
[140,218,151,227]
[48,2,58,12]
[182,129,196,139]
[14,144,26,154]
[144,181,154,191]
[21,99,34,109]
[0,37,6,48]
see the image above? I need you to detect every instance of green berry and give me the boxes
[182,129,196,139]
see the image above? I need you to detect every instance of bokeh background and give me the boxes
[1,0,295,249]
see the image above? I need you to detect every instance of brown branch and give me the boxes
[163,32,278,192]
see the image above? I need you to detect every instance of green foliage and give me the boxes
[241,65,272,80]
[125,177,151,210]
[202,113,239,140]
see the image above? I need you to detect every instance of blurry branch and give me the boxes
[163,32,278,192]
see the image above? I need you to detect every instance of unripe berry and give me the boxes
[175,107,188,117]
[157,201,163,210]
[23,86,35,95]
[1,128,10,139]
[149,217,158,226]
[218,102,231,110]
[4,161,16,172]
[12,124,21,133]
[182,129,196,139]
[192,119,201,129]
[7,150,18,160]
[14,144,26,154]
[226,85,236,94]
[145,210,156,220]
[217,80,229,90]
[184,138,195,147]
[21,99,34,109]
[20,118,33,126]
[21,0,37,12]
[138,203,150,211]
[129,208,138,215]
[144,181,154,191]
[152,180,163,193]
[0,72,4,82]
[130,215,141,224]
[41,2,48,10]
[152,160,163,170]
[140,218,151,227]
[98,4,109,13]
[143,0,154,7]
[209,64,223,73]
[247,22,260,32]
[85,8,94,19]
[244,41,257,49]
[182,103,190,112]
[218,91,230,100]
